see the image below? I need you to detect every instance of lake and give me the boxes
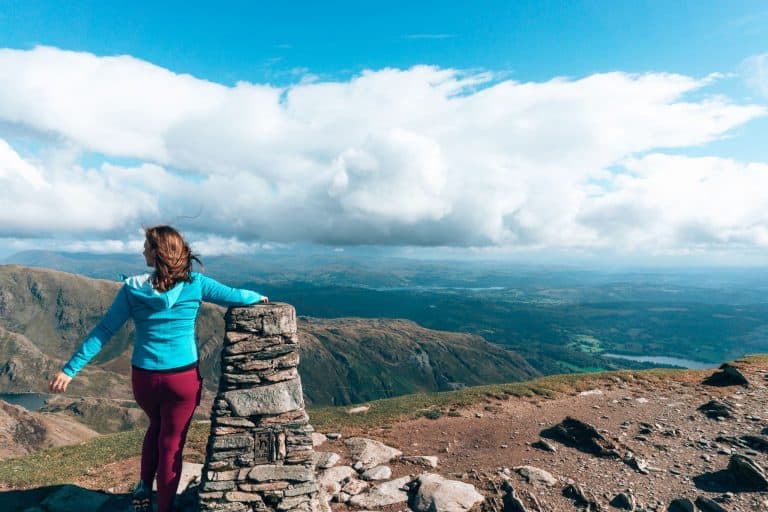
[602,353,718,369]
[0,393,51,411]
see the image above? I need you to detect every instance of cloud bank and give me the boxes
[0,46,765,255]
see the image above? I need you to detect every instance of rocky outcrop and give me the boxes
[703,364,750,387]
[541,416,620,457]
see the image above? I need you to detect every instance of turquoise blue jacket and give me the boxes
[62,272,262,377]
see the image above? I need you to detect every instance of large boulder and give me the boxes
[410,473,484,512]
[344,437,402,470]
[39,485,110,512]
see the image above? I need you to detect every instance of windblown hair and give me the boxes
[144,225,203,292]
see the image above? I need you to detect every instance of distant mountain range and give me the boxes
[0,265,538,416]
[5,250,766,379]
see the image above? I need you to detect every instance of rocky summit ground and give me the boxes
[311,358,768,511]
[3,358,768,511]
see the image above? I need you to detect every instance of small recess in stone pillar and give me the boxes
[199,303,321,512]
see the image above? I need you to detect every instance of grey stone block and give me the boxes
[226,303,296,336]
[223,379,305,416]
[213,434,255,451]
[248,464,315,482]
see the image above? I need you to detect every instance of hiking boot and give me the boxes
[132,480,152,512]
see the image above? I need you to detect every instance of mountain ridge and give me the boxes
[0,264,538,419]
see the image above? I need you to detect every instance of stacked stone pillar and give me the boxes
[199,303,320,512]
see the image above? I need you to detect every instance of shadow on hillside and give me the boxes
[693,470,765,493]
[0,484,136,511]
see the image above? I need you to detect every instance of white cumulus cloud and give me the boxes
[0,46,765,255]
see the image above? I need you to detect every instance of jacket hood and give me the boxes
[122,273,184,310]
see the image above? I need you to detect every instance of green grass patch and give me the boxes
[417,409,444,420]
[566,334,603,353]
[0,429,145,488]
[556,360,606,373]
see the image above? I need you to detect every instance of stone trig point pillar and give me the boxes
[199,303,320,512]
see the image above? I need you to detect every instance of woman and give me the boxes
[48,225,268,512]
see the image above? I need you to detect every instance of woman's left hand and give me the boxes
[48,371,72,393]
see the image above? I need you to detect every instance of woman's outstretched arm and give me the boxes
[49,286,131,393]
[198,273,268,306]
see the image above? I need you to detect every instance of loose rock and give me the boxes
[341,478,368,496]
[668,498,695,512]
[400,455,439,468]
[347,475,411,508]
[360,465,392,481]
[311,433,328,447]
[727,454,768,490]
[313,451,340,469]
[531,439,557,452]
[317,465,356,487]
[610,491,636,510]
[514,465,557,486]
[694,495,729,512]
[698,399,736,420]
[563,483,602,510]
[501,481,529,512]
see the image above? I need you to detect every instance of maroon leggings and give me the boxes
[132,365,202,512]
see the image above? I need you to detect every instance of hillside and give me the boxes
[0,400,99,460]
[296,317,537,405]
[1,356,766,511]
[0,265,537,417]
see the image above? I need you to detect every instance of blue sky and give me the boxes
[3,2,765,81]
[0,1,767,263]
